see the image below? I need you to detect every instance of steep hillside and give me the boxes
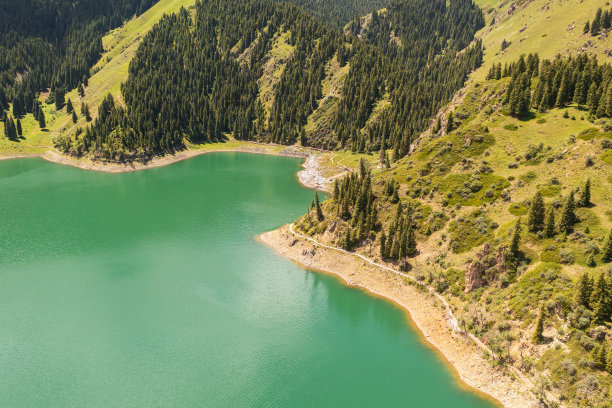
[473,0,611,81]
[294,1,612,407]
[40,0,484,163]
[273,0,390,29]
[0,0,197,156]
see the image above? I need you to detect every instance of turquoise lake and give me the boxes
[0,153,496,407]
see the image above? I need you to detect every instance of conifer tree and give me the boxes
[16,118,22,137]
[510,218,522,259]
[602,229,612,263]
[584,20,591,34]
[604,10,611,30]
[544,207,555,238]
[54,89,65,110]
[406,225,417,257]
[78,83,85,98]
[559,192,577,234]
[591,274,610,324]
[607,348,612,374]
[380,231,386,259]
[587,82,599,114]
[532,306,545,344]
[72,110,78,124]
[579,179,591,207]
[445,112,454,134]
[591,8,602,36]
[434,117,441,133]
[38,110,46,129]
[66,99,73,114]
[594,343,607,368]
[575,272,592,308]
[527,192,545,232]
[314,191,324,221]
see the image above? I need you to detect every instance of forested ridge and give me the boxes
[0,0,156,123]
[273,0,390,29]
[48,0,484,161]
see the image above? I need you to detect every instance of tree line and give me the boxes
[52,0,485,161]
[584,7,612,37]
[0,0,156,126]
[487,53,612,118]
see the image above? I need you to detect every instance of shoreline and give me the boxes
[0,144,337,191]
[257,225,539,408]
[3,146,536,406]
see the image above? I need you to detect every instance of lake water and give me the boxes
[0,153,495,407]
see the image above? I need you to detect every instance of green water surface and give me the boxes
[0,154,496,407]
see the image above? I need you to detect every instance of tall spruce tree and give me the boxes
[38,110,46,129]
[527,192,545,232]
[559,192,577,234]
[603,229,612,263]
[314,191,324,221]
[575,272,592,308]
[532,306,545,344]
[445,112,454,134]
[591,274,610,324]
[579,179,591,207]
[592,8,602,36]
[544,207,555,238]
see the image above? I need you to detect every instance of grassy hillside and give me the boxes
[294,1,612,407]
[472,0,610,82]
[0,0,197,157]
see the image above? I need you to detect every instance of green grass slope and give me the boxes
[0,0,197,157]
[296,1,612,406]
[473,0,611,82]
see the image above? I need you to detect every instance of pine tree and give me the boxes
[591,274,610,324]
[584,20,591,34]
[575,272,592,308]
[38,110,46,129]
[78,83,85,98]
[559,192,577,234]
[445,112,454,134]
[16,119,22,137]
[587,82,599,114]
[510,218,522,260]
[591,8,602,36]
[434,117,441,133]
[406,225,417,256]
[66,99,73,114]
[380,231,387,259]
[83,104,91,121]
[54,89,65,110]
[603,10,611,30]
[532,306,545,344]
[544,207,555,238]
[594,343,607,368]
[72,110,78,124]
[602,229,612,263]
[527,192,545,232]
[314,191,324,221]
[579,179,591,207]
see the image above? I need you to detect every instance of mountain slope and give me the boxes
[294,1,612,407]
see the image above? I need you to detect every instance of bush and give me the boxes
[561,359,577,376]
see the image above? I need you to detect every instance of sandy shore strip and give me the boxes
[258,225,539,408]
[0,144,344,191]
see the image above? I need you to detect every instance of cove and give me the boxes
[0,153,496,408]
